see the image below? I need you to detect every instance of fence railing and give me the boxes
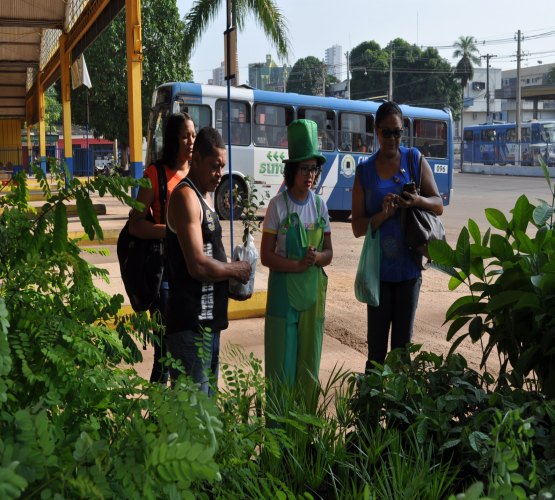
[0,147,117,177]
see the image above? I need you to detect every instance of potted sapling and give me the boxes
[229,176,269,300]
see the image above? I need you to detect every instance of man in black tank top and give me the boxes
[165,127,251,394]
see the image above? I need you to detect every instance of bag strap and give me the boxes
[408,148,423,192]
[154,161,168,224]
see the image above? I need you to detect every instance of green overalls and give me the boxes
[264,192,328,407]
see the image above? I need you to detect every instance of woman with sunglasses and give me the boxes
[260,119,333,410]
[351,101,443,371]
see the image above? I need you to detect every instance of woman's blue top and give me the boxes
[356,146,421,282]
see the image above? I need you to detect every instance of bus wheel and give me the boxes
[215,176,246,220]
[329,210,351,222]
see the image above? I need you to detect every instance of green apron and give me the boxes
[264,191,328,407]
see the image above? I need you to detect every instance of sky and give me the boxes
[175,0,555,85]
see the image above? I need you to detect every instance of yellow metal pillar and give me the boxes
[37,71,47,174]
[59,34,74,179]
[27,125,32,170]
[126,0,144,190]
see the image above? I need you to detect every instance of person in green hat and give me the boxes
[260,119,333,410]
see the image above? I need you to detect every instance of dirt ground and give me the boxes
[93,171,549,379]
[220,171,551,376]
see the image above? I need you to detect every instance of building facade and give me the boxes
[209,61,225,87]
[325,44,343,81]
[248,54,288,92]
[496,64,555,122]
[460,66,503,129]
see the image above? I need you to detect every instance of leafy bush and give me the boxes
[429,161,555,397]
[350,346,555,496]
[0,165,222,498]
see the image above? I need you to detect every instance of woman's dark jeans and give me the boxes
[365,277,422,371]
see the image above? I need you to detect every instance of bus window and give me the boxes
[481,129,496,142]
[463,129,474,142]
[148,105,170,164]
[298,108,335,151]
[216,100,251,146]
[414,119,448,158]
[339,112,373,153]
[521,127,530,143]
[175,102,211,131]
[254,104,294,148]
[506,128,517,142]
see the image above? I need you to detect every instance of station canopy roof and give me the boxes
[0,0,122,122]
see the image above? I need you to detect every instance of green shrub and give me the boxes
[350,346,555,496]
[0,165,222,498]
[428,160,555,397]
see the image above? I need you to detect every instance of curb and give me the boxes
[72,228,120,246]
[117,290,267,321]
[73,230,267,321]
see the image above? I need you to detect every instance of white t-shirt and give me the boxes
[263,190,331,258]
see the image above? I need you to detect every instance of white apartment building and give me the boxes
[325,44,343,81]
[455,66,503,138]
[211,62,225,87]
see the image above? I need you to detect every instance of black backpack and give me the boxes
[117,162,168,312]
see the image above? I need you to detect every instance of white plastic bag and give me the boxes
[229,233,259,300]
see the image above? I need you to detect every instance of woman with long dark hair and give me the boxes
[129,112,195,383]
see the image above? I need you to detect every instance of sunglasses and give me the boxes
[379,128,403,139]
[299,165,321,176]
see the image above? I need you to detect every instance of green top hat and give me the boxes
[283,119,326,165]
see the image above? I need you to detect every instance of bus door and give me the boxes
[414,119,450,204]
[463,129,474,163]
[480,129,496,165]
[335,111,373,214]
[496,129,507,164]
[251,103,294,200]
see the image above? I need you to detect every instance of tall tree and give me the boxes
[286,56,326,96]
[182,0,290,82]
[349,39,460,115]
[71,0,192,147]
[452,35,481,147]
[45,84,62,135]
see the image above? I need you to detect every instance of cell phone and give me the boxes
[403,182,416,193]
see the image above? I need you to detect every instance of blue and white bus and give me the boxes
[463,121,555,167]
[147,82,454,220]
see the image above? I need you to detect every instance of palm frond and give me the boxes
[244,0,290,61]
[182,0,223,61]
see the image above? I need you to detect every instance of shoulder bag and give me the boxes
[404,148,445,269]
[117,162,167,312]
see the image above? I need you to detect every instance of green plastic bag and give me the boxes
[354,228,380,306]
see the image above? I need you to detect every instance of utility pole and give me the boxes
[345,50,350,99]
[388,47,393,101]
[322,59,326,96]
[516,30,522,166]
[481,53,497,123]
